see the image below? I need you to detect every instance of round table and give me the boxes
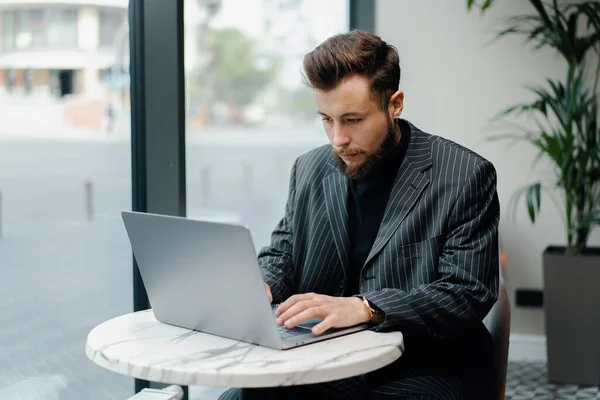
[85,310,404,388]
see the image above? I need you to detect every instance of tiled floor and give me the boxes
[191,361,600,400]
[506,361,600,400]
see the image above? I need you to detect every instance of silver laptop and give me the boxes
[121,211,367,350]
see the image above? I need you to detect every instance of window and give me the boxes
[46,8,78,48]
[99,9,126,48]
[1,8,78,51]
[0,4,133,400]
[183,0,349,395]
[2,11,16,52]
[30,9,46,48]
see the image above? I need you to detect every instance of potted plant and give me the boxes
[467,0,600,385]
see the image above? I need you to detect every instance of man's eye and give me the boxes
[347,119,361,124]
[322,118,333,123]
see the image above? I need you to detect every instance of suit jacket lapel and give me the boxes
[323,170,350,274]
[363,127,433,267]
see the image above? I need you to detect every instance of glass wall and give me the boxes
[184,0,348,397]
[185,0,348,245]
[46,8,78,48]
[0,2,133,399]
[1,7,79,51]
[99,9,127,48]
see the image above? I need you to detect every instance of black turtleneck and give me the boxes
[345,119,411,296]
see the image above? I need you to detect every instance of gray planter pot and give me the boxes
[543,246,600,385]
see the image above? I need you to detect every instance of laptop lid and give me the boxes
[121,211,283,349]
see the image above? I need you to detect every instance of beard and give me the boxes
[333,119,399,181]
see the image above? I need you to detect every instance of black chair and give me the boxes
[483,280,511,400]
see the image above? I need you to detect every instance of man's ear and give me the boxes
[388,90,404,119]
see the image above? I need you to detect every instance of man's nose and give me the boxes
[332,125,351,148]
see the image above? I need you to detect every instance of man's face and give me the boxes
[314,75,402,180]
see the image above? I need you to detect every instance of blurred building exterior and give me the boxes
[0,0,128,97]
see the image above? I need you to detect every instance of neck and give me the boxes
[393,118,403,144]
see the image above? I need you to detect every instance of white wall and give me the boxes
[376,0,600,335]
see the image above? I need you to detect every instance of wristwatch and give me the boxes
[360,297,384,325]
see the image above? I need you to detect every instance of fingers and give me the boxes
[276,299,319,326]
[276,296,361,334]
[275,292,317,317]
[281,305,326,329]
[312,317,335,336]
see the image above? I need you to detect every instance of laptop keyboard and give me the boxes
[272,304,315,339]
[277,325,312,339]
[272,305,313,339]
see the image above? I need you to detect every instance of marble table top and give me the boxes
[85,310,404,388]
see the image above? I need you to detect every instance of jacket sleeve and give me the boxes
[257,158,298,303]
[361,160,500,338]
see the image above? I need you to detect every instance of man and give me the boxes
[220,30,499,400]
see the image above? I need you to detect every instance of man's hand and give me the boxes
[274,293,370,335]
[264,282,272,303]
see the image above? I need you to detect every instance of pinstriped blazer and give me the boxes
[259,121,500,392]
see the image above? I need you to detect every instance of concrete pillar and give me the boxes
[78,7,101,95]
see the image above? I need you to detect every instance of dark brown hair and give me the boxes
[302,30,400,111]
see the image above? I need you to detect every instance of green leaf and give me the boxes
[492,0,599,65]
[509,183,543,223]
[469,0,600,251]
[467,0,495,13]
[481,0,494,12]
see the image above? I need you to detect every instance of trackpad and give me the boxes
[297,318,322,329]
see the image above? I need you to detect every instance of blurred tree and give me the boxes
[210,27,280,109]
[287,88,316,120]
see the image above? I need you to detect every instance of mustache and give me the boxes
[333,147,364,156]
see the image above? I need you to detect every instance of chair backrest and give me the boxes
[483,281,511,399]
